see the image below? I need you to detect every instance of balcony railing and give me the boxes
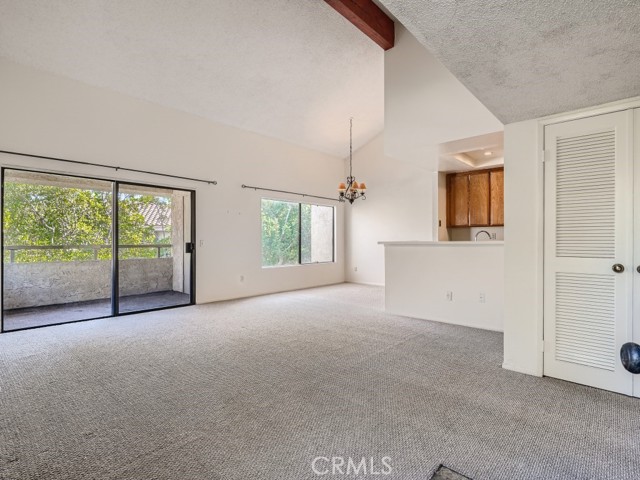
[4,244,172,263]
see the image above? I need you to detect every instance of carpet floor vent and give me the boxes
[430,465,472,480]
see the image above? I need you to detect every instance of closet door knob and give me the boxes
[612,264,625,273]
[637,266,640,274]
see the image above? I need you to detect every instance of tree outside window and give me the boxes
[261,199,334,267]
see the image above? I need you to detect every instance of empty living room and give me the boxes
[1,1,640,479]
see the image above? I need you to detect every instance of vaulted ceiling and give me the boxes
[378,0,640,123]
[0,0,384,156]
[3,1,636,157]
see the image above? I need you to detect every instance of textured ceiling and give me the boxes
[0,0,384,156]
[378,0,640,123]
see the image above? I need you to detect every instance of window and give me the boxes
[301,203,334,264]
[261,199,334,267]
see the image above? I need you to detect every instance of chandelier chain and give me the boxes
[349,117,353,179]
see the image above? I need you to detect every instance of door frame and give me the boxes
[0,167,196,333]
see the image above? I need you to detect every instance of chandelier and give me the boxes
[338,118,366,204]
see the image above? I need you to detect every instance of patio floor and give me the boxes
[3,291,191,331]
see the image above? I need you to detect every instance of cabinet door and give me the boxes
[447,174,469,226]
[490,169,504,226]
[469,172,490,225]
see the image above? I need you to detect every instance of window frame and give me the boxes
[260,197,335,268]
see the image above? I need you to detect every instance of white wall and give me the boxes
[384,25,503,168]
[345,134,435,285]
[0,59,346,304]
[344,26,504,287]
[503,119,545,376]
[384,242,504,331]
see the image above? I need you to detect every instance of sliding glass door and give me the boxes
[1,169,195,332]
[2,170,114,330]
[117,183,192,314]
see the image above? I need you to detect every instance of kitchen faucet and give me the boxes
[474,230,491,241]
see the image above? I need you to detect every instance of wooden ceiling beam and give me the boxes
[325,0,395,50]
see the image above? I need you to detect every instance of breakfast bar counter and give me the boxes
[378,241,504,331]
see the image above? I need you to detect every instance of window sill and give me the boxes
[261,261,335,269]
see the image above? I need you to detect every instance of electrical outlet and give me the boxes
[446,291,453,301]
[479,292,486,303]
[199,240,205,247]
[354,266,358,272]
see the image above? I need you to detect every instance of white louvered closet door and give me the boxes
[544,110,633,395]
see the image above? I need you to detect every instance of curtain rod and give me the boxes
[0,149,217,185]
[241,184,338,202]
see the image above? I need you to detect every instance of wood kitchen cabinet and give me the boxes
[448,174,469,227]
[447,167,504,227]
[469,172,490,225]
[489,169,504,226]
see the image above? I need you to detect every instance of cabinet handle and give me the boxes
[612,264,625,273]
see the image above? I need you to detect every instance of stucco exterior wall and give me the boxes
[3,258,173,309]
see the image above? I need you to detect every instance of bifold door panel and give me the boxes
[554,273,616,371]
[544,110,634,395]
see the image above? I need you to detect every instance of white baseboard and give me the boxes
[386,309,503,333]
[346,281,385,287]
[424,315,503,333]
[501,362,542,377]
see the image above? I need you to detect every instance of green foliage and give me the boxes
[261,199,299,266]
[117,193,171,260]
[261,200,334,266]
[3,182,172,263]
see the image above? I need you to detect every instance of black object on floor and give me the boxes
[621,342,640,373]
[430,465,472,480]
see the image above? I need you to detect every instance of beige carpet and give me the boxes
[0,283,639,479]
